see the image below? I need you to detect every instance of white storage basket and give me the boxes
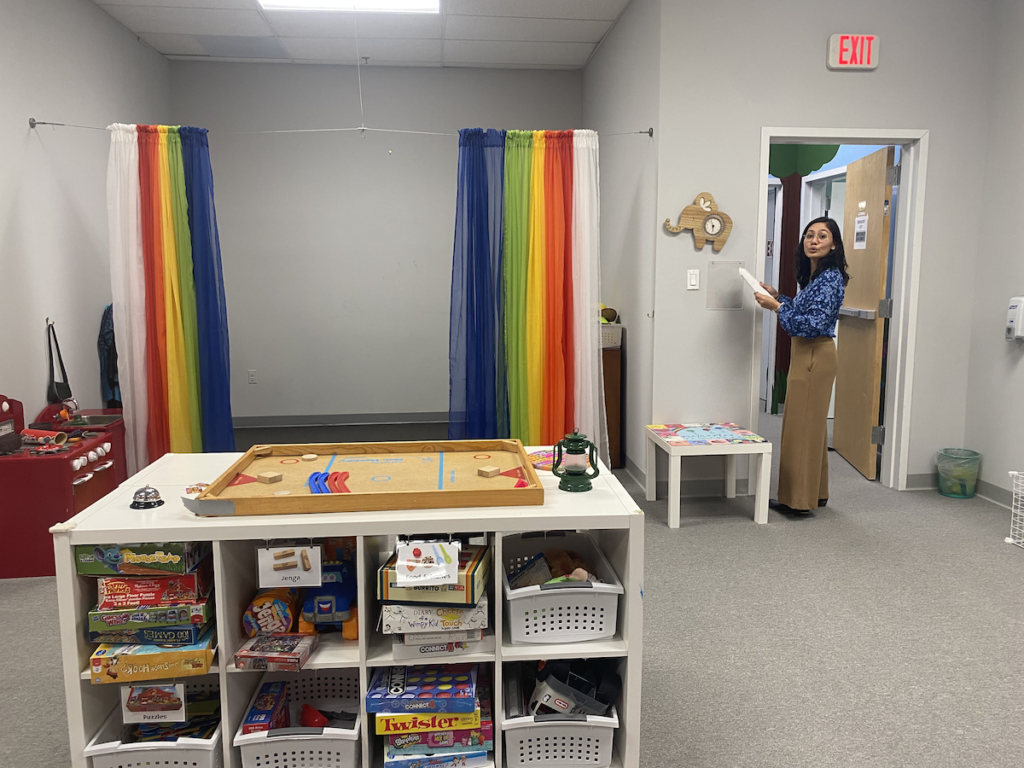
[233,669,360,768]
[84,679,222,768]
[599,324,622,349]
[504,708,619,768]
[502,531,624,645]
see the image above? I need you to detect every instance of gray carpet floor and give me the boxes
[2,416,1021,767]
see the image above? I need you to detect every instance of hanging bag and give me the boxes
[46,322,73,404]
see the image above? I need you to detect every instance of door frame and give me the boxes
[750,127,930,491]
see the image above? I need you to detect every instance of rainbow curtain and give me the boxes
[450,128,596,447]
[111,125,234,467]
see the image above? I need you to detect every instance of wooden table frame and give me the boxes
[644,427,772,527]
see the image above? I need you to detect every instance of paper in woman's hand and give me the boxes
[739,267,770,296]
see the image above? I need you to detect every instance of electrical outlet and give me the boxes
[687,269,700,290]
[247,369,257,384]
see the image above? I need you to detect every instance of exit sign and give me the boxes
[827,34,879,70]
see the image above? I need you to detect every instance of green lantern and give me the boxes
[551,428,600,492]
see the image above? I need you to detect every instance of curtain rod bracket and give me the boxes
[29,118,37,129]
[648,127,654,137]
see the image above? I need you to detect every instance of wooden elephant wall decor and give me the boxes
[665,192,734,251]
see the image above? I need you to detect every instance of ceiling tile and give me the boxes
[195,35,292,58]
[264,10,443,38]
[444,0,629,21]
[445,15,610,43]
[99,0,257,8]
[138,32,210,56]
[280,36,441,62]
[98,5,272,36]
[443,39,593,67]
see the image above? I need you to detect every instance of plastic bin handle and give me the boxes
[534,713,588,722]
[540,580,593,590]
[268,727,325,737]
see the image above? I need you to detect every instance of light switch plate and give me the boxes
[687,269,700,290]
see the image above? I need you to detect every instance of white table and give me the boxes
[644,426,772,527]
[51,447,644,768]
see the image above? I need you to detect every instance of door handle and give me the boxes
[94,460,115,472]
[72,472,95,486]
[838,307,877,320]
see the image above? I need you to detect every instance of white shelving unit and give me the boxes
[52,449,644,768]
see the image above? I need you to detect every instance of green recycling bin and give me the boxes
[936,448,981,499]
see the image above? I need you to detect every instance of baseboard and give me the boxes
[625,456,646,489]
[619,457,751,497]
[905,472,938,491]
[234,412,449,428]
[976,479,1012,510]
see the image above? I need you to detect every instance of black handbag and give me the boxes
[46,322,73,404]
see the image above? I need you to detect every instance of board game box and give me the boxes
[89,624,216,684]
[392,630,494,661]
[96,555,213,610]
[381,594,489,635]
[89,621,209,645]
[242,681,290,734]
[88,598,214,633]
[366,664,478,714]
[378,545,490,607]
[376,708,482,735]
[383,748,489,768]
[402,629,483,645]
[75,542,211,577]
[234,633,319,672]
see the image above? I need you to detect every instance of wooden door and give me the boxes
[832,147,894,479]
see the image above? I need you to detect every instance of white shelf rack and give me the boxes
[53,448,644,768]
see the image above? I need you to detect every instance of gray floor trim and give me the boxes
[906,472,938,490]
[977,479,1012,509]
[233,412,449,428]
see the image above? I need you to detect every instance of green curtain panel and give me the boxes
[503,130,532,439]
[167,127,203,452]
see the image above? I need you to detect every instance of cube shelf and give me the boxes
[52,449,643,768]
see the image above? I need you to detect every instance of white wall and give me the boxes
[170,63,583,420]
[583,0,660,471]
[0,0,170,421]
[653,0,993,481]
[965,0,1024,495]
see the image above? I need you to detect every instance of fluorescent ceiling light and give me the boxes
[258,0,439,11]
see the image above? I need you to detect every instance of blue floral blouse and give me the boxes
[777,267,845,338]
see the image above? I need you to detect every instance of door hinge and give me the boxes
[886,165,901,185]
[871,425,886,445]
[878,299,893,319]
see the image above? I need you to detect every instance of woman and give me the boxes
[755,216,849,515]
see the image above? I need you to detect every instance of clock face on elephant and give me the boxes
[664,192,734,251]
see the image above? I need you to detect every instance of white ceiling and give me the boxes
[94,0,632,69]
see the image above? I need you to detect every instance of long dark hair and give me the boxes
[794,216,850,289]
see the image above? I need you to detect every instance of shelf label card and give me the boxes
[121,683,186,724]
[395,540,461,586]
[258,545,323,588]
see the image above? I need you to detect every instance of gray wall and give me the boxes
[652,0,993,480]
[169,63,583,420]
[965,0,1024,494]
[0,0,169,420]
[583,0,661,472]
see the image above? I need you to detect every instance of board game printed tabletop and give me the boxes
[193,440,543,516]
[646,423,768,446]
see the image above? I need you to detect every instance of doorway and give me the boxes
[749,128,930,491]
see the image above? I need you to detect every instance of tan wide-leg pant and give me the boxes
[778,336,838,510]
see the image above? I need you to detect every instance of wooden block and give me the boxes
[478,465,500,478]
[273,549,295,560]
[273,561,297,571]
[301,550,311,571]
[258,472,283,484]
[301,454,318,462]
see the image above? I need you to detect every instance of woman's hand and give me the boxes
[755,291,781,312]
[759,282,779,298]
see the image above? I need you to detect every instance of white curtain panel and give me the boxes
[106,124,148,474]
[572,130,610,467]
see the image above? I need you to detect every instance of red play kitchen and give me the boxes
[0,395,127,578]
